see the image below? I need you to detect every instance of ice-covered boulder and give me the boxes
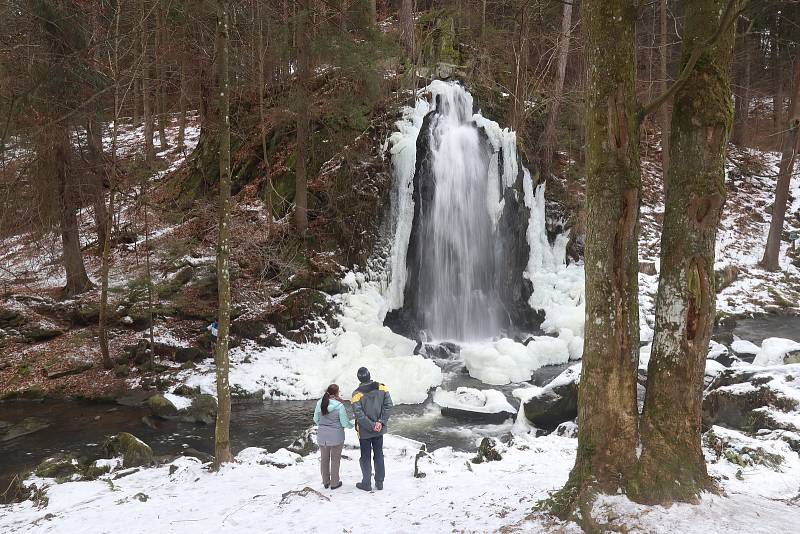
[753,338,800,366]
[702,364,800,433]
[463,336,571,385]
[433,387,515,424]
[516,364,580,431]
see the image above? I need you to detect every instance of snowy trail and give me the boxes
[4,427,800,534]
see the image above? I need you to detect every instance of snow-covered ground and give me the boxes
[2,423,799,534]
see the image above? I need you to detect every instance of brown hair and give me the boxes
[321,384,340,415]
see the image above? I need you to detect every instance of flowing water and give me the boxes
[415,85,504,341]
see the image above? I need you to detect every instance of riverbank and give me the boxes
[1,424,798,533]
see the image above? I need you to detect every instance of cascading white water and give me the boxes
[417,87,503,341]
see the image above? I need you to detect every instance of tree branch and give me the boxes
[637,0,746,124]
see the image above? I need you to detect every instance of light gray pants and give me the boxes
[320,444,344,486]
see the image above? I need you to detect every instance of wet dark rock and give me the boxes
[231,386,265,405]
[440,406,514,424]
[103,432,154,468]
[115,389,155,407]
[522,367,580,431]
[1,417,51,442]
[181,448,214,463]
[424,342,460,359]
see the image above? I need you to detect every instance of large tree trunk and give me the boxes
[294,0,311,236]
[213,0,233,468]
[761,59,800,271]
[551,0,641,520]
[632,0,736,505]
[539,0,573,176]
[659,0,672,177]
[51,127,93,298]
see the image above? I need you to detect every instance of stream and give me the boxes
[2,315,796,491]
[0,361,569,490]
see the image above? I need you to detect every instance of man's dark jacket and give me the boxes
[351,381,393,439]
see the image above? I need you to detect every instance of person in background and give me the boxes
[313,384,352,489]
[351,367,393,491]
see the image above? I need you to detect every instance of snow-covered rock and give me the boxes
[433,387,515,424]
[753,337,800,366]
[703,364,800,433]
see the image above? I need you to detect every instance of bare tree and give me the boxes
[213,0,234,468]
[295,0,311,236]
[539,0,573,176]
[761,59,800,271]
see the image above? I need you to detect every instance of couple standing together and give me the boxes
[312,366,393,491]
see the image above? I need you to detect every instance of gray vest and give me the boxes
[318,401,346,446]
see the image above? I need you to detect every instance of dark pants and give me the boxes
[359,436,384,487]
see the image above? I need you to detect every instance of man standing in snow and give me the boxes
[351,367,393,491]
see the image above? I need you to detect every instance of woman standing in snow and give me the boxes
[313,384,353,489]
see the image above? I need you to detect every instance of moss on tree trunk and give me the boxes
[547,0,641,520]
[631,0,736,505]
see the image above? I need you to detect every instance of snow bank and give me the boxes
[432,387,515,414]
[731,338,760,355]
[753,337,800,366]
[462,336,571,385]
[163,393,192,411]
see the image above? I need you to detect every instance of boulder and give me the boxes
[22,325,64,343]
[175,347,211,363]
[1,417,51,442]
[181,448,214,463]
[178,394,217,425]
[703,365,800,433]
[263,289,340,344]
[715,265,740,292]
[0,307,25,328]
[42,362,92,379]
[425,342,460,359]
[34,453,80,480]
[288,427,319,456]
[103,432,153,468]
[471,437,502,464]
[231,386,265,405]
[230,319,284,347]
[146,394,180,418]
[522,365,580,431]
